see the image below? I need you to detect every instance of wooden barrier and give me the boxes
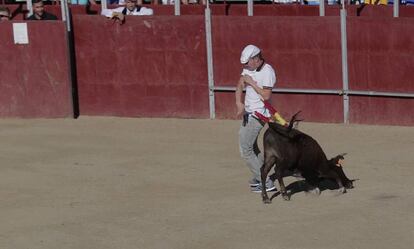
[72,15,209,118]
[0,5,412,124]
[347,17,414,125]
[0,21,72,118]
[212,16,344,123]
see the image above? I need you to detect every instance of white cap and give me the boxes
[240,45,261,64]
[0,9,9,17]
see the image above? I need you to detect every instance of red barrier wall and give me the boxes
[347,17,414,93]
[212,16,344,123]
[350,96,414,125]
[2,8,409,124]
[400,5,414,17]
[346,17,414,125]
[71,14,413,125]
[0,22,72,117]
[211,15,413,125]
[73,15,209,118]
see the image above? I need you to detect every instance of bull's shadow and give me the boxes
[269,175,347,201]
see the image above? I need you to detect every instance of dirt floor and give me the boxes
[0,117,413,249]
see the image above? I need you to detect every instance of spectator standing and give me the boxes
[27,0,58,20]
[235,45,277,193]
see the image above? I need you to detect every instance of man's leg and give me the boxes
[239,117,264,182]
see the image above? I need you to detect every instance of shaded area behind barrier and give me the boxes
[0,22,72,118]
[146,5,414,17]
[6,4,413,18]
[212,16,344,123]
[4,4,27,20]
[72,15,209,118]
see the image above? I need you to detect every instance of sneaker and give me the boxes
[251,180,277,193]
[248,178,260,187]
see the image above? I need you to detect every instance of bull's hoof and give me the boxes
[338,187,347,194]
[262,198,271,204]
[307,187,321,196]
[345,183,354,189]
[282,194,291,201]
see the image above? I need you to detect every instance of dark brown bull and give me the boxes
[260,112,354,204]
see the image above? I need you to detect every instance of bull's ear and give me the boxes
[339,153,347,157]
[331,154,346,166]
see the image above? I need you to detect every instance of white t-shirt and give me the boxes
[241,63,276,117]
[101,6,153,17]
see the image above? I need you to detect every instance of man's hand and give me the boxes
[112,12,125,22]
[235,77,245,119]
[236,102,245,118]
[242,75,257,87]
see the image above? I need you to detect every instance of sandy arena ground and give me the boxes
[0,117,413,249]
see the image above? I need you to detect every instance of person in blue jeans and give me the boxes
[235,44,277,193]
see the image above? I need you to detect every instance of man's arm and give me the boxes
[101,7,124,18]
[235,76,245,118]
[101,8,125,22]
[138,7,153,16]
[242,75,272,101]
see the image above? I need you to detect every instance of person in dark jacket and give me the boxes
[27,0,58,20]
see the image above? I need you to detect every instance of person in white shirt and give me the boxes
[235,44,277,193]
[101,0,153,22]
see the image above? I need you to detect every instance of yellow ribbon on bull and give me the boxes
[273,112,288,126]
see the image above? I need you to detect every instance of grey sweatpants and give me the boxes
[238,115,265,182]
